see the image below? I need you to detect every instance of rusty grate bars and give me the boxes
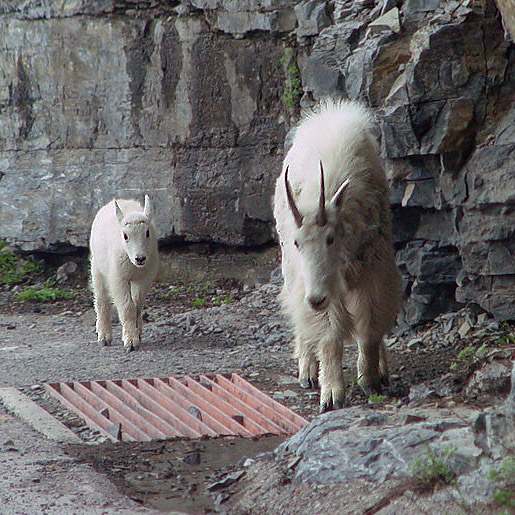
[44,373,308,442]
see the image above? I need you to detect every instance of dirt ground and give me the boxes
[0,246,511,513]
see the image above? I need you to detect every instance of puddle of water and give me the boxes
[69,435,285,513]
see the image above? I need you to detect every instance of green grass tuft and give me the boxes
[0,242,44,285]
[490,457,515,509]
[193,297,206,308]
[412,448,456,489]
[16,281,74,303]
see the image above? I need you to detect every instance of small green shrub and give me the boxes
[490,457,515,509]
[193,297,206,308]
[450,345,478,371]
[213,294,232,306]
[456,346,475,361]
[498,334,515,346]
[0,243,44,285]
[412,448,456,489]
[476,343,489,356]
[17,281,74,303]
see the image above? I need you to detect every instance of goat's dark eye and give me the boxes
[294,240,299,249]
[326,235,334,246]
[146,229,150,238]
[123,233,128,241]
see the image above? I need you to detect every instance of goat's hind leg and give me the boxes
[295,338,318,389]
[356,336,386,395]
[379,340,390,387]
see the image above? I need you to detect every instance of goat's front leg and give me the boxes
[120,301,139,352]
[317,339,345,413]
[131,282,147,343]
[112,280,140,352]
[91,267,112,346]
[294,338,318,389]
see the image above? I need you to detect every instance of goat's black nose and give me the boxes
[308,296,327,311]
[135,255,146,265]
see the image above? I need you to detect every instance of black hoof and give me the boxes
[100,339,112,347]
[319,401,333,413]
[299,377,314,390]
[125,344,135,353]
[333,400,343,410]
[300,377,318,389]
[360,382,382,397]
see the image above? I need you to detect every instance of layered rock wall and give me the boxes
[0,0,513,324]
[0,0,293,249]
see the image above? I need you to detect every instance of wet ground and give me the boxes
[67,435,286,513]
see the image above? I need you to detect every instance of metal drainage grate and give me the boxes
[45,373,308,442]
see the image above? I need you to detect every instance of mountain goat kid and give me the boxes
[273,100,401,413]
[90,195,159,352]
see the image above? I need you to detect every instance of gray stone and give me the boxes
[495,0,515,41]
[294,1,331,38]
[55,261,78,284]
[277,407,487,485]
[403,0,444,22]
[464,362,512,398]
[409,383,440,402]
[368,7,401,34]
[381,0,399,15]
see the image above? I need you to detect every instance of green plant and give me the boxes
[187,282,212,294]
[193,297,206,308]
[456,346,475,361]
[412,448,456,489]
[0,243,44,285]
[280,48,302,109]
[213,294,232,306]
[160,287,179,300]
[476,343,489,357]
[490,457,515,509]
[16,281,74,302]
[450,345,478,371]
[498,334,515,346]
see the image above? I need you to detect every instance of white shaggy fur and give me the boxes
[90,195,159,351]
[273,100,402,412]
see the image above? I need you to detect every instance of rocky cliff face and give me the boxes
[0,0,513,325]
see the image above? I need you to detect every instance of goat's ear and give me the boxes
[114,200,124,224]
[330,178,350,209]
[143,195,152,220]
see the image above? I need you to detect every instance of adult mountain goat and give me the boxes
[273,100,401,413]
[90,195,159,352]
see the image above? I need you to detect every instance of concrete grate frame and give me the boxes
[45,373,308,442]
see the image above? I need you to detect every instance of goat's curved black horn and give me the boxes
[285,166,303,228]
[316,161,327,226]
